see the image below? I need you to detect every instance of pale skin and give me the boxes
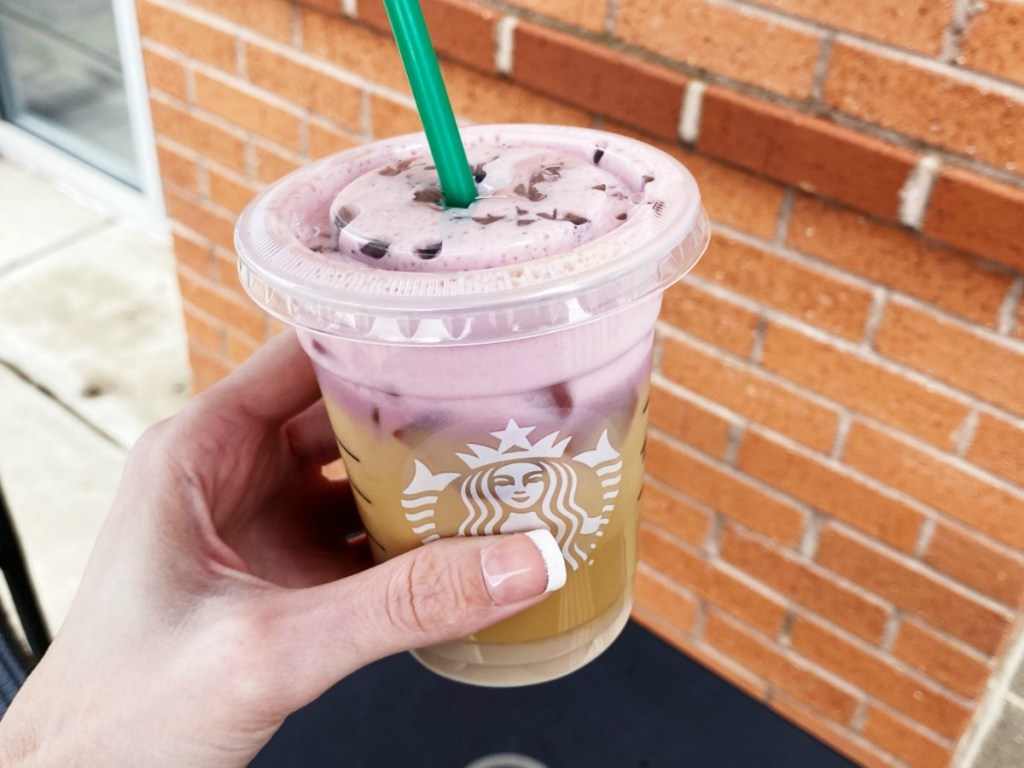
[0,332,552,767]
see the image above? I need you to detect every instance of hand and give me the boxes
[0,332,558,767]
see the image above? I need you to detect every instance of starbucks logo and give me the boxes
[402,420,622,570]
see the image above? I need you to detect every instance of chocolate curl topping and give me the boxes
[360,240,390,259]
[334,205,358,230]
[413,187,443,204]
[415,242,443,259]
[379,158,415,176]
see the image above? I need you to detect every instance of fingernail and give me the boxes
[482,531,567,605]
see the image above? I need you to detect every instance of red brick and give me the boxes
[164,189,236,252]
[875,299,1024,416]
[137,1,236,72]
[699,88,917,220]
[815,525,1013,654]
[923,167,1024,272]
[720,526,889,642]
[506,0,608,32]
[961,0,1024,87]
[246,44,364,131]
[633,563,699,633]
[678,151,785,240]
[659,281,760,358]
[514,23,686,142]
[194,71,303,151]
[156,141,199,194]
[891,619,992,699]
[441,60,591,127]
[762,322,969,450]
[694,231,873,340]
[788,195,1013,327]
[745,0,954,55]
[141,45,189,101]
[737,432,924,552]
[647,435,807,547]
[662,336,840,452]
[295,0,344,13]
[824,41,1024,172]
[790,616,972,739]
[634,609,769,699]
[206,165,260,215]
[924,521,1024,608]
[641,480,711,548]
[616,0,820,98]
[254,143,302,184]
[299,8,410,94]
[358,0,499,71]
[863,706,954,768]
[609,125,787,239]
[187,0,295,43]
[648,383,732,459]
[149,97,247,173]
[845,421,1024,551]
[171,229,214,277]
[969,411,1024,487]
[370,96,422,140]
[640,525,787,635]
[704,612,861,723]
[176,265,266,342]
[308,121,360,160]
[183,305,225,353]
[188,341,232,393]
[770,695,899,768]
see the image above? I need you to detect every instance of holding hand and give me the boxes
[0,332,559,767]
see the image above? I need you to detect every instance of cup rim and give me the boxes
[235,125,710,344]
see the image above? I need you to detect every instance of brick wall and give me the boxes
[135,1,1024,765]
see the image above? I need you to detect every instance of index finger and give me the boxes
[197,330,322,427]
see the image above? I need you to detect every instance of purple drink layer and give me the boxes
[329,145,635,272]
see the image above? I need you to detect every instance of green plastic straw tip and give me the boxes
[383,0,477,209]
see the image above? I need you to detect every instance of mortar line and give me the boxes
[748,312,769,364]
[798,512,824,560]
[604,0,618,36]
[810,32,836,104]
[940,0,977,64]
[774,187,796,246]
[954,407,982,458]
[913,516,938,559]
[828,412,853,460]
[998,276,1024,336]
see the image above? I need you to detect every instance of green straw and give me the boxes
[383,0,477,209]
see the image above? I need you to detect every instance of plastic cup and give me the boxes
[235,124,709,686]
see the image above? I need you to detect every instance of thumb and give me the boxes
[273,531,565,698]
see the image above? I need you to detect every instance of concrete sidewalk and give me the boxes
[0,159,190,631]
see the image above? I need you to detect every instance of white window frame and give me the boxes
[0,0,166,236]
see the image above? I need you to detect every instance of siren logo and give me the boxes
[402,420,622,570]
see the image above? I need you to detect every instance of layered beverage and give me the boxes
[236,125,708,686]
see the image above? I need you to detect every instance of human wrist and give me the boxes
[0,711,43,768]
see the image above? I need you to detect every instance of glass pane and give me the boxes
[0,1,139,188]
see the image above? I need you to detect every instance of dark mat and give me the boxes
[254,621,855,768]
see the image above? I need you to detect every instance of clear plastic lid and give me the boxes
[235,125,710,345]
